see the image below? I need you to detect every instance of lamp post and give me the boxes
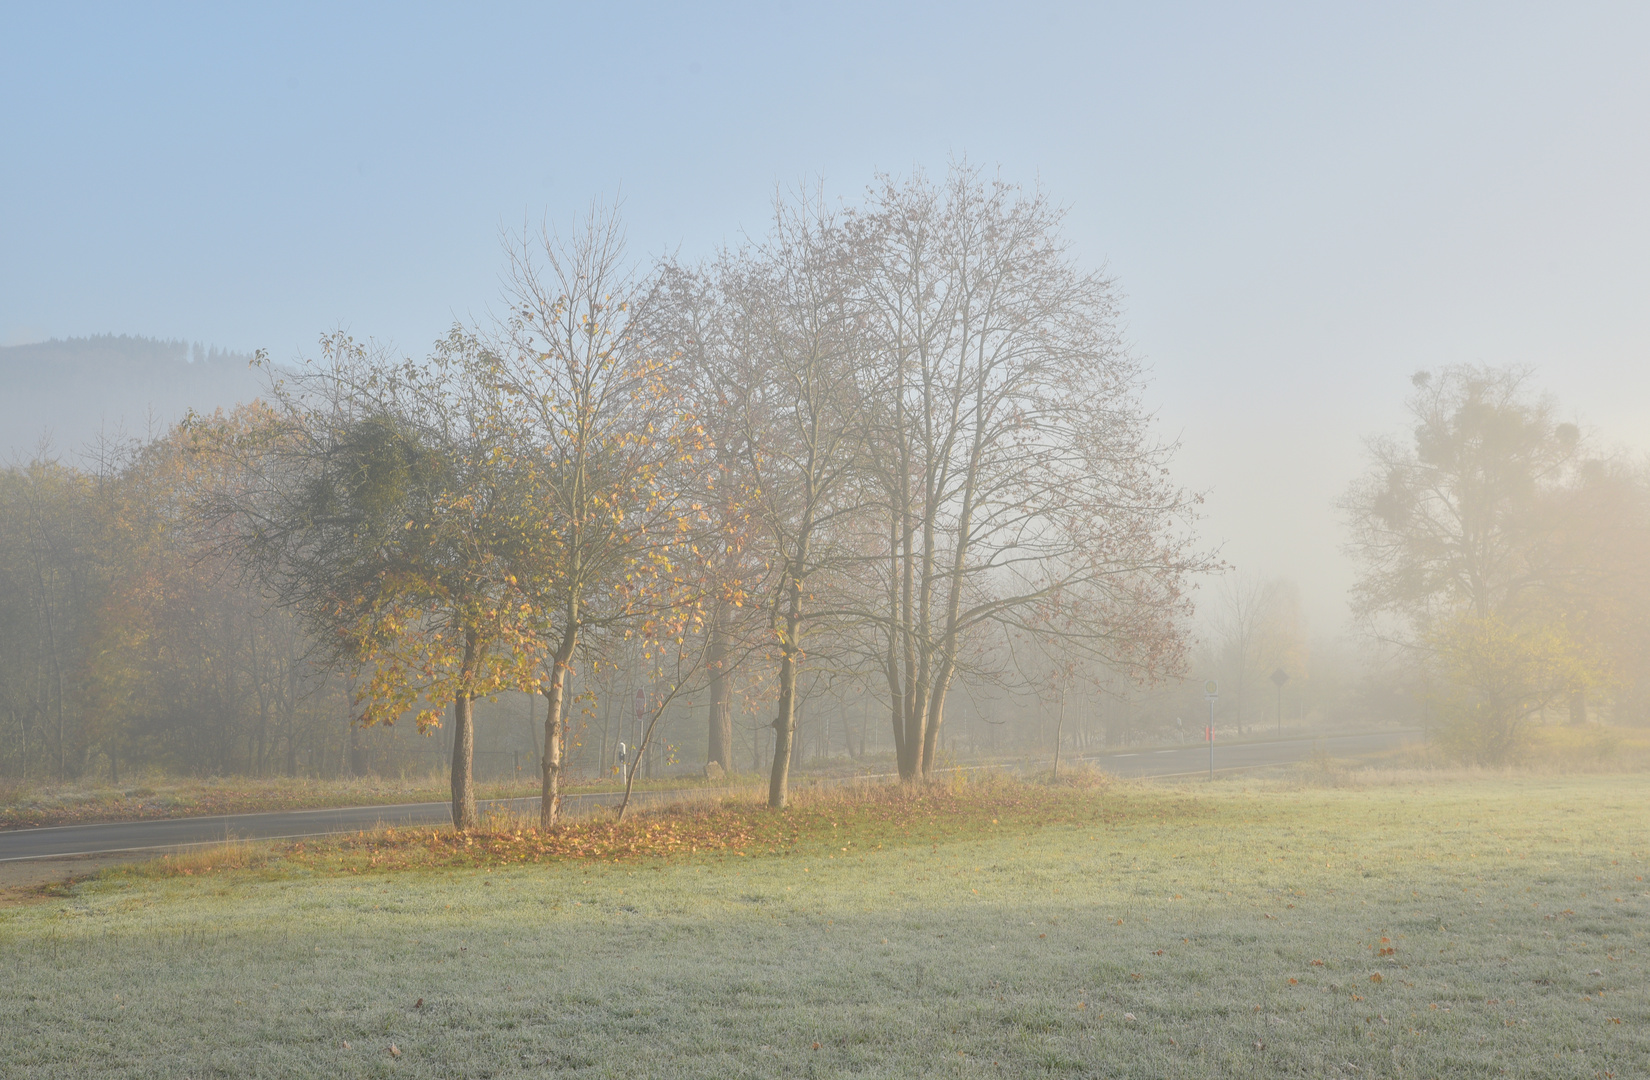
[1204,679,1218,780]
[1270,668,1290,737]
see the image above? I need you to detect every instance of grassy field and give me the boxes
[1,771,1646,1078]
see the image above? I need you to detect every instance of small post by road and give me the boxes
[1204,680,1218,781]
[1270,667,1290,737]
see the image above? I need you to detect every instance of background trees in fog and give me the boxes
[1342,365,1650,762]
[1207,574,1304,735]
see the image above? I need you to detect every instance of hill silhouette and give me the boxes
[0,335,264,461]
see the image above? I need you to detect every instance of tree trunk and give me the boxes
[706,610,733,772]
[539,621,579,829]
[348,721,368,778]
[450,692,478,829]
[769,651,798,809]
[919,675,947,777]
[768,579,803,809]
[1051,688,1066,781]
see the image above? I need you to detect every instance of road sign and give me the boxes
[1270,668,1289,687]
[1204,679,1218,700]
[633,689,646,719]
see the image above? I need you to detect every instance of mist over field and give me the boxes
[2,6,1647,1078]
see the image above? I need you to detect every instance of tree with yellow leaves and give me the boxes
[484,204,718,828]
[199,333,542,828]
[1425,614,1607,764]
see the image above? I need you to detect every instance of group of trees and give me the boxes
[1343,366,1650,762]
[15,192,1642,801]
[188,167,1210,826]
[0,430,350,782]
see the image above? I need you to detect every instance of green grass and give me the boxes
[2,773,1646,1078]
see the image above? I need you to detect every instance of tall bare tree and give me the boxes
[850,166,1207,779]
[645,260,771,777]
[724,195,870,809]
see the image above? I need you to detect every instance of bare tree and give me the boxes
[645,260,772,777]
[850,166,1208,779]
[724,194,871,809]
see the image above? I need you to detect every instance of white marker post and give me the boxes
[1204,680,1218,781]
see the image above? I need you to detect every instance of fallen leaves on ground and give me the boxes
[126,776,1183,879]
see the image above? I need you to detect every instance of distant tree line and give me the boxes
[0,426,351,782]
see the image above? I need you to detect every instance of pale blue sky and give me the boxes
[4,2,1647,631]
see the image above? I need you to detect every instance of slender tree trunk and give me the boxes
[885,516,909,771]
[54,656,65,781]
[1052,688,1066,781]
[448,631,480,828]
[769,653,798,809]
[920,667,951,777]
[540,620,579,829]
[348,720,367,778]
[450,693,478,828]
[768,578,803,809]
[902,668,930,780]
[706,608,733,772]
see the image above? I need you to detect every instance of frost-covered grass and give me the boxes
[2,774,1646,1078]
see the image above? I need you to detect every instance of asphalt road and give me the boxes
[0,729,1417,864]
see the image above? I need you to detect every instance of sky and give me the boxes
[3,1,1647,634]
